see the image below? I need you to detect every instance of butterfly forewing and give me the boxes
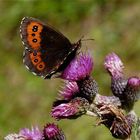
[20,17,80,78]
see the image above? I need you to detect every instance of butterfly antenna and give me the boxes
[77,36,94,43]
[81,38,95,42]
[79,35,94,42]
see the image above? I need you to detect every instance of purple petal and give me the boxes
[19,126,42,140]
[61,53,93,81]
[104,53,124,78]
[59,81,79,100]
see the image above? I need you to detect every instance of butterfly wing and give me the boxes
[20,17,77,78]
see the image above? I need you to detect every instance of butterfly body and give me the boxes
[20,17,81,79]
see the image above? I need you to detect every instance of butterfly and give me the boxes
[20,17,81,79]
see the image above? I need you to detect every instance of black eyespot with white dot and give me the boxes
[34,59,38,63]
[33,25,38,29]
[32,33,35,37]
[32,25,38,32]
[32,39,37,43]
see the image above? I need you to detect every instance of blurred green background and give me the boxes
[0,0,140,139]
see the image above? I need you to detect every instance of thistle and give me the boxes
[51,97,89,120]
[104,53,127,98]
[61,53,97,102]
[43,123,66,140]
[5,43,140,140]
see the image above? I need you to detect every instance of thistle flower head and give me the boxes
[58,81,79,100]
[51,97,89,120]
[43,123,66,140]
[61,53,93,81]
[104,53,124,79]
[19,126,42,140]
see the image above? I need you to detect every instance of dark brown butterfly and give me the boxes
[20,17,81,79]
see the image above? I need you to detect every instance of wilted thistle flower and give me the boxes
[121,77,140,111]
[61,53,93,81]
[43,123,66,140]
[97,104,132,139]
[104,53,127,98]
[51,97,89,120]
[19,126,42,140]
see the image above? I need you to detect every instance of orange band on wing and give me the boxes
[27,22,43,50]
[29,52,42,65]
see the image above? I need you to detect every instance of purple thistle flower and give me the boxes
[104,53,124,79]
[104,53,128,98]
[51,97,89,120]
[58,81,79,100]
[43,123,66,140]
[61,53,93,81]
[121,77,140,111]
[19,126,42,140]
